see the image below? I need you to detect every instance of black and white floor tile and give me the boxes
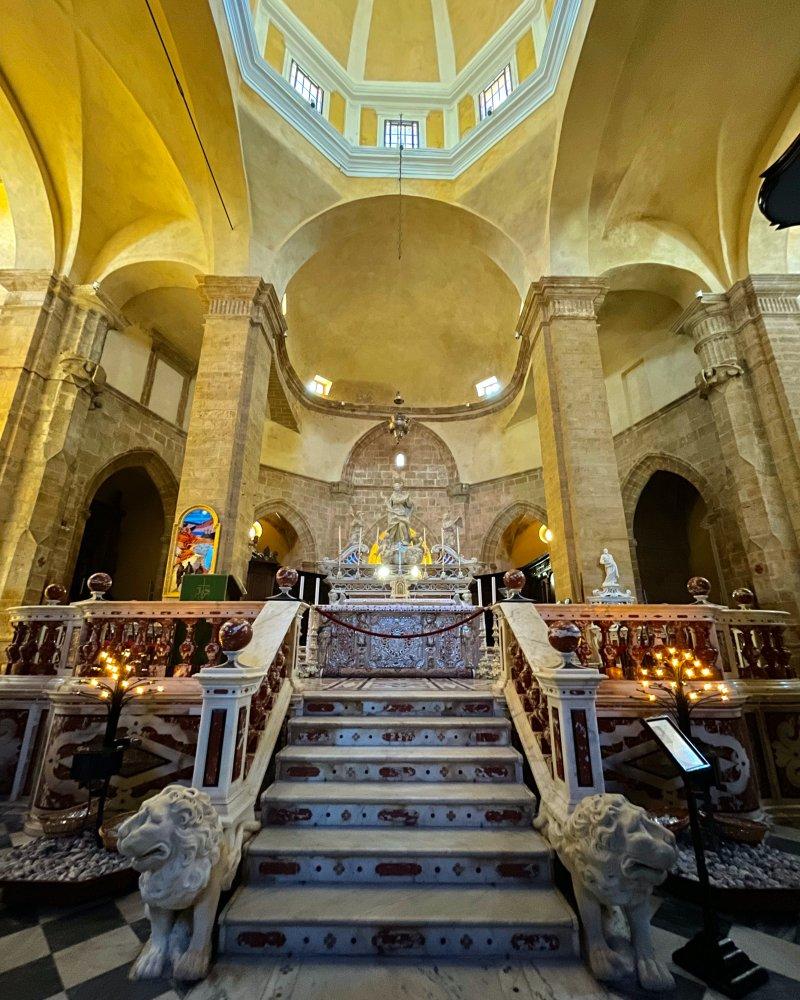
[2,802,799,1000]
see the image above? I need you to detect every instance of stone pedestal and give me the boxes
[526,277,635,601]
[0,273,110,617]
[171,277,279,593]
[677,289,800,622]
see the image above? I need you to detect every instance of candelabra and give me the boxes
[636,646,729,736]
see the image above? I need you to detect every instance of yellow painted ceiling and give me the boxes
[279,0,526,80]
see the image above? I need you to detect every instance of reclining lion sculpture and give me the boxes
[118,785,231,981]
[540,793,678,991]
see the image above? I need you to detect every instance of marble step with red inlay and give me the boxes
[219,884,579,959]
[276,745,523,783]
[260,781,536,829]
[288,715,511,747]
[298,692,502,718]
[244,827,552,885]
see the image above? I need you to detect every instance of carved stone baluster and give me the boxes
[597,620,618,677]
[738,627,761,679]
[18,623,39,675]
[772,627,793,679]
[38,622,59,676]
[5,620,26,673]
[204,621,222,668]
[78,620,101,674]
[757,627,780,678]
[173,620,197,677]
[693,622,720,677]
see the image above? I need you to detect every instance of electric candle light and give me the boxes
[634,642,728,735]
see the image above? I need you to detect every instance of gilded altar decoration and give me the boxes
[164,506,220,598]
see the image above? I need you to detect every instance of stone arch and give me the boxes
[621,453,717,529]
[481,501,548,567]
[253,498,317,566]
[621,453,723,601]
[341,422,459,489]
[66,449,179,599]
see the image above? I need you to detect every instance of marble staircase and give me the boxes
[218,683,580,959]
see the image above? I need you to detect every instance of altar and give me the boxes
[305,483,490,677]
[311,602,484,677]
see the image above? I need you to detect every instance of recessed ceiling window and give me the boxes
[478,65,513,120]
[289,60,324,114]
[383,119,420,149]
[308,374,332,396]
[475,375,500,398]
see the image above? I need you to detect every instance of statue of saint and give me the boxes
[599,548,620,588]
[384,481,413,546]
[348,508,365,544]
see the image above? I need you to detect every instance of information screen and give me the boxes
[643,715,712,776]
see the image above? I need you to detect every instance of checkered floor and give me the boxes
[2,805,799,1000]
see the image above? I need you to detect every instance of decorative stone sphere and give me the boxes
[732,586,756,609]
[43,583,67,605]
[275,566,299,592]
[548,622,582,655]
[503,569,526,594]
[219,618,253,653]
[686,576,711,602]
[87,572,112,598]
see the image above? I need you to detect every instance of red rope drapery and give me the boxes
[314,605,486,640]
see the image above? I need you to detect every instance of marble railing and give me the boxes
[535,603,796,680]
[191,602,304,873]
[497,603,605,822]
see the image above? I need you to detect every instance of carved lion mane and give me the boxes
[556,793,676,904]
[117,785,229,981]
[118,786,223,913]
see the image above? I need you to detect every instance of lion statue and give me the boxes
[539,793,678,991]
[117,785,230,981]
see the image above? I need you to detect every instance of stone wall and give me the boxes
[50,386,186,600]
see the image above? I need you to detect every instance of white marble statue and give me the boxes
[541,793,678,991]
[383,481,413,546]
[599,548,619,588]
[118,785,231,982]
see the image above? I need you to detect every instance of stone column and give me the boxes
[172,277,278,590]
[728,276,800,547]
[0,273,110,618]
[676,293,800,620]
[526,277,634,601]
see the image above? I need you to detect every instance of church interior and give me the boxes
[2,1,800,998]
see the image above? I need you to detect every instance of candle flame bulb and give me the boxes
[648,694,656,702]
[156,685,164,693]
[689,691,699,701]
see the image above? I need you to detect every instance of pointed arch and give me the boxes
[253,498,317,565]
[481,500,548,566]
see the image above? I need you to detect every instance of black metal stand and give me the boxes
[671,775,768,998]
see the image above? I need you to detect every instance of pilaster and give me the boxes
[0,274,112,619]
[676,291,800,620]
[526,277,635,601]
[172,276,276,592]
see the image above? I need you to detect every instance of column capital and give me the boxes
[728,274,800,325]
[520,277,608,340]
[195,275,286,341]
[0,269,71,307]
[673,294,743,393]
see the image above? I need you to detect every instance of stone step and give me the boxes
[298,692,502,718]
[276,745,523,783]
[260,781,536,829]
[244,827,552,885]
[219,884,579,958]
[287,715,511,747]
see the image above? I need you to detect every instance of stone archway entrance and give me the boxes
[69,466,168,601]
[633,470,722,603]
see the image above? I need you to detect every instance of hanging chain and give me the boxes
[397,114,403,260]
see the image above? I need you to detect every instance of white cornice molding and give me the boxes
[224,0,583,179]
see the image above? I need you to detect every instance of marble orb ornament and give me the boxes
[44,583,67,605]
[548,622,582,666]
[219,618,253,664]
[686,576,711,604]
[502,568,526,600]
[732,586,756,609]
[275,566,299,596]
[86,571,112,599]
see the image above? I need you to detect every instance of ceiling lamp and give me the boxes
[388,390,410,442]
